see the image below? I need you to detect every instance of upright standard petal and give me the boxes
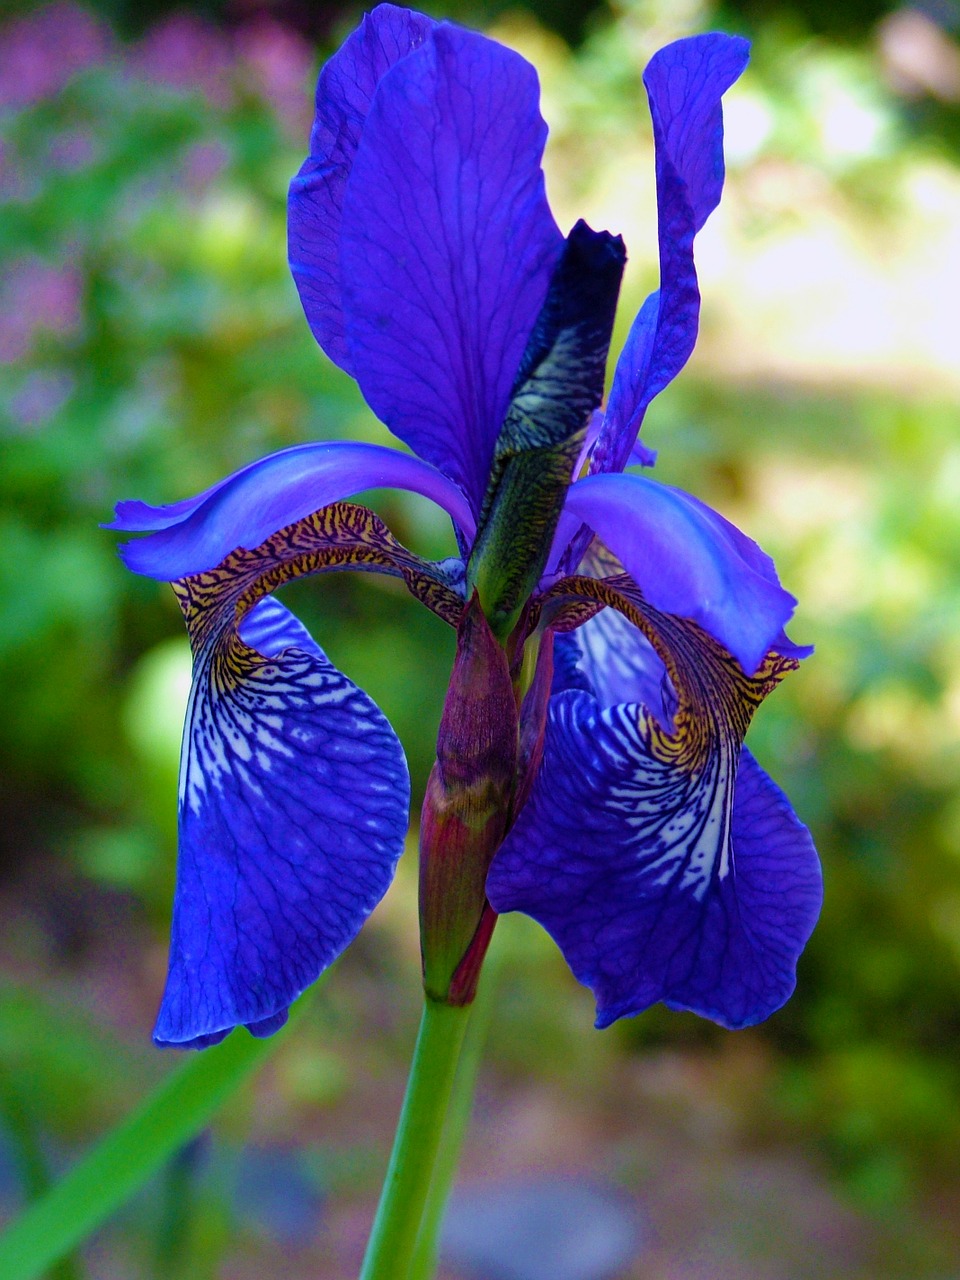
[340,23,564,513]
[563,471,804,676]
[288,4,437,372]
[592,34,750,475]
[153,504,453,1047]
[107,441,476,580]
[488,577,821,1030]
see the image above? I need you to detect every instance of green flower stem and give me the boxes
[359,997,473,1280]
[409,962,497,1280]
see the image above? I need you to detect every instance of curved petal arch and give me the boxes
[561,472,806,675]
[107,441,476,580]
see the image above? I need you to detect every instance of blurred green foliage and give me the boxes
[0,6,457,905]
[2,0,960,1265]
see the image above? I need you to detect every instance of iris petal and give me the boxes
[488,705,821,1030]
[288,3,437,372]
[551,538,675,720]
[153,502,460,1047]
[158,594,408,1048]
[107,441,476,580]
[487,578,820,1030]
[563,604,675,723]
[340,23,563,513]
[562,471,802,676]
[593,34,750,475]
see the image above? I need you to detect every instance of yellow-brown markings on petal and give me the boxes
[530,565,801,906]
[172,502,465,669]
[538,570,798,774]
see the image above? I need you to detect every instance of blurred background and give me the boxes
[1,0,959,1275]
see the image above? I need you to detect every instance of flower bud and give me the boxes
[419,595,519,1002]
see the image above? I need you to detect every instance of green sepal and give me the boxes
[467,219,625,638]
[468,434,584,640]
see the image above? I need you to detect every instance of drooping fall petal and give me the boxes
[488,577,821,1029]
[159,587,408,1047]
[151,502,469,1046]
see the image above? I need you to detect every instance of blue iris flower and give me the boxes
[107,4,821,1049]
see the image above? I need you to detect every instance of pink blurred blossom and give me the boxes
[0,138,30,201]
[0,258,83,364]
[47,128,100,172]
[8,370,76,432]
[181,139,231,194]
[236,19,315,138]
[0,3,110,111]
[131,13,234,108]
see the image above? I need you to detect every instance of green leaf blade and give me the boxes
[0,1026,277,1280]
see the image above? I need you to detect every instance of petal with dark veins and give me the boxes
[488,576,820,1030]
[153,502,468,1047]
[288,4,437,372]
[592,34,750,475]
[340,23,563,513]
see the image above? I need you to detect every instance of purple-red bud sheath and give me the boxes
[419,594,519,1002]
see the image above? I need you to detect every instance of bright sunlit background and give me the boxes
[1,0,959,1275]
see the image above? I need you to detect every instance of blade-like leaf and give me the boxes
[0,999,307,1280]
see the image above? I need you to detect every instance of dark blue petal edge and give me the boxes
[288,4,437,373]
